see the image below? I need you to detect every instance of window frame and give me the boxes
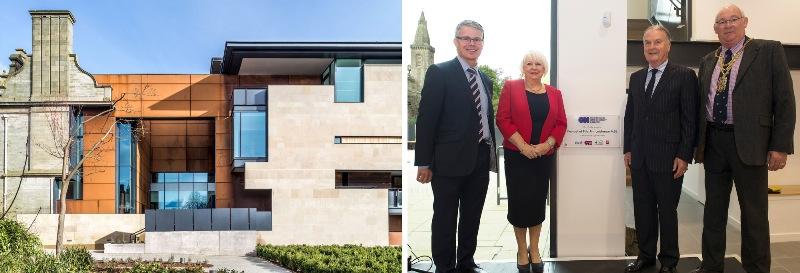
[232,88,268,168]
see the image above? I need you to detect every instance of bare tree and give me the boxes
[36,97,122,254]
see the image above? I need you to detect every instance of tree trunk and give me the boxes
[55,173,70,254]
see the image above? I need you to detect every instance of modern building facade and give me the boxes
[1,10,401,247]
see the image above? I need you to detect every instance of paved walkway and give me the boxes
[91,253,293,273]
[405,149,550,262]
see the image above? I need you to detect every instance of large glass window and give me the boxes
[333,59,363,103]
[116,122,137,214]
[149,172,215,209]
[56,108,84,201]
[234,112,266,158]
[232,88,267,168]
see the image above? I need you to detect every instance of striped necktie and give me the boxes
[467,68,484,142]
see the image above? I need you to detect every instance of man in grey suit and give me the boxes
[415,20,497,273]
[693,4,796,273]
[623,25,698,273]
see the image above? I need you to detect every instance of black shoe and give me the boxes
[516,251,531,273]
[528,249,543,273]
[659,266,676,273]
[625,259,655,272]
[517,263,531,273]
[531,262,544,273]
[457,264,488,273]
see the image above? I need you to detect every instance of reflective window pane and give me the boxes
[194,173,208,182]
[165,191,179,209]
[164,173,179,183]
[247,89,266,105]
[234,89,246,105]
[236,112,266,158]
[179,173,194,182]
[334,59,363,103]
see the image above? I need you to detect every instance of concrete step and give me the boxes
[104,243,145,254]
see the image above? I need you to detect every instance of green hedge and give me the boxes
[256,244,401,273]
[0,218,43,272]
[0,219,92,273]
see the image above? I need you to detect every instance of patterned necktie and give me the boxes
[713,49,733,123]
[467,68,484,142]
[645,69,658,98]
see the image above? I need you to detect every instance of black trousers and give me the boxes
[430,141,490,272]
[631,162,683,267]
[702,126,770,273]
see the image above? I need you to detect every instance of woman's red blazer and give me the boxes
[495,79,567,155]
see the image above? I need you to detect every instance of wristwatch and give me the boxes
[546,138,556,148]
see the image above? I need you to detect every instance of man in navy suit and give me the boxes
[415,20,497,273]
[623,25,698,273]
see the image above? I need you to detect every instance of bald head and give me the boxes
[717,4,745,18]
[714,4,748,48]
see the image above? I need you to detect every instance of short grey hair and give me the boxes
[643,24,671,43]
[454,20,484,38]
[520,50,549,77]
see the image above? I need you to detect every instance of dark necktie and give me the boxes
[467,68,484,142]
[645,69,658,98]
[713,49,733,123]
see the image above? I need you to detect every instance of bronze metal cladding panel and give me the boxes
[190,74,223,84]
[149,135,186,148]
[152,147,187,160]
[82,166,115,184]
[186,122,213,135]
[151,159,187,172]
[215,166,233,183]
[190,83,225,101]
[143,83,191,101]
[215,182,233,200]
[82,183,116,200]
[149,121,187,135]
[98,199,115,214]
[187,136,212,148]
[187,160,213,172]
[141,75,190,84]
[141,100,191,117]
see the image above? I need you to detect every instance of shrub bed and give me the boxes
[256,244,401,273]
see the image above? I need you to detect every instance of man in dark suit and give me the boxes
[624,25,698,273]
[693,5,795,273]
[415,20,497,273]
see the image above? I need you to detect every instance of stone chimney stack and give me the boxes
[29,10,75,97]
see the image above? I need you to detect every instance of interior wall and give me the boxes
[627,0,649,19]
[557,0,627,256]
[692,0,800,43]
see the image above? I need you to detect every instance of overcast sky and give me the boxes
[403,0,551,80]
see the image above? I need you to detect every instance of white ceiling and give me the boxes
[238,58,334,75]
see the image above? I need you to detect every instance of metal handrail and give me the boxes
[496,145,507,205]
[129,228,145,243]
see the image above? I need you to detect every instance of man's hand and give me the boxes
[673,157,688,179]
[767,151,788,171]
[417,167,433,183]
[624,152,631,167]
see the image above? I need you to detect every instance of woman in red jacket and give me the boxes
[496,50,567,273]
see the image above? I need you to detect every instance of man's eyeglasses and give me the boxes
[715,17,743,26]
[455,36,484,44]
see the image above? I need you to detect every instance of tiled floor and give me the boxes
[405,149,800,272]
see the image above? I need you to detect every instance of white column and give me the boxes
[555,0,627,256]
